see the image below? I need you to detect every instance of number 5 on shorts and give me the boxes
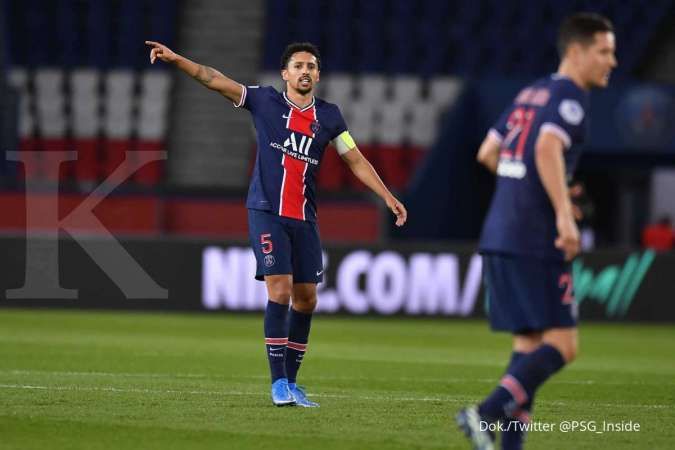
[260,233,273,254]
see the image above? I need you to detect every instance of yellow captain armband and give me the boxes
[333,131,356,155]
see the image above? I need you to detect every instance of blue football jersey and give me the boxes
[235,86,348,222]
[479,74,590,260]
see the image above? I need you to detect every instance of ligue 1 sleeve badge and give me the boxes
[310,120,321,134]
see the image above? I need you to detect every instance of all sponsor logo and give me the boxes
[497,160,527,179]
[284,132,312,156]
[269,132,319,165]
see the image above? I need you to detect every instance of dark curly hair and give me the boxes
[280,42,321,70]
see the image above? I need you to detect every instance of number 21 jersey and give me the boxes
[479,74,590,260]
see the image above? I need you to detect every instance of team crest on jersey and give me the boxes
[559,99,584,125]
[264,254,275,267]
[310,120,321,134]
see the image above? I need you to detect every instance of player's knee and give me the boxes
[513,332,543,353]
[552,339,578,363]
[267,281,292,303]
[543,329,578,363]
[564,341,579,363]
[293,296,317,313]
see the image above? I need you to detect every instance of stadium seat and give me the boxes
[322,75,354,106]
[73,139,100,185]
[140,71,172,101]
[134,141,164,187]
[86,1,112,69]
[257,72,285,92]
[70,69,101,139]
[316,146,345,191]
[429,77,462,108]
[56,0,79,67]
[408,103,440,148]
[378,144,408,190]
[41,138,71,182]
[102,140,131,184]
[17,138,41,181]
[138,73,171,141]
[375,101,406,146]
[342,100,377,144]
[104,71,135,140]
[6,0,177,188]
[357,75,388,104]
[263,0,291,71]
[392,77,422,105]
[8,69,35,139]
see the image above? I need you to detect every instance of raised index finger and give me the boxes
[144,41,161,47]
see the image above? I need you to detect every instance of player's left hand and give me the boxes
[555,212,580,261]
[386,196,407,227]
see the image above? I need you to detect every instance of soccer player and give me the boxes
[145,41,407,407]
[456,13,616,450]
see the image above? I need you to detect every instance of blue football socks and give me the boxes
[285,308,312,385]
[501,351,531,450]
[264,300,289,382]
[479,344,565,422]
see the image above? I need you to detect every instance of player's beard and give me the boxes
[295,77,313,95]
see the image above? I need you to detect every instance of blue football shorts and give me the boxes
[248,209,323,284]
[482,253,578,333]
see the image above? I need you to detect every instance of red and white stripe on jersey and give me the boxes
[279,94,317,220]
[287,341,308,352]
[265,337,288,345]
[279,154,308,220]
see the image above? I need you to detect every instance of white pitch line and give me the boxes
[1,369,672,387]
[2,369,209,379]
[0,384,671,409]
[0,383,465,403]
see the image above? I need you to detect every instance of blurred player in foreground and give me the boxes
[145,40,407,407]
[457,13,616,450]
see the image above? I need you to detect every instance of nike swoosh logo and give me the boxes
[269,346,285,352]
[316,270,324,276]
[282,114,291,119]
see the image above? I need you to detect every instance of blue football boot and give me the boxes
[271,378,295,406]
[288,383,319,408]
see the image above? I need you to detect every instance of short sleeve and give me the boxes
[234,85,275,113]
[539,86,587,149]
[331,105,348,140]
[487,108,513,143]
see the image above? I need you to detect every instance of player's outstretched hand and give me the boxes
[555,212,580,261]
[145,41,178,64]
[386,196,407,227]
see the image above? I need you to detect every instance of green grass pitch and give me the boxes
[0,309,673,449]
